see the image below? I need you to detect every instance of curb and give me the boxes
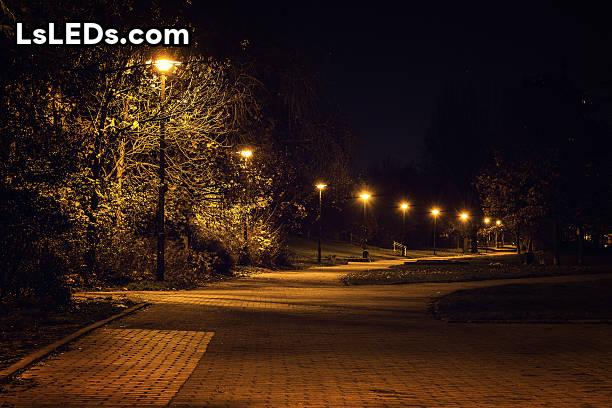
[442,318,612,324]
[0,302,148,382]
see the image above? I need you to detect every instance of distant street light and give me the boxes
[495,219,502,248]
[431,208,441,255]
[399,202,410,255]
[315,183,327,264]
[239,148,254,262]
[359,192,371,253]
[239,148,253,159]
[153,56,180,282]
[483,217,491,249]
[459,211,470,253]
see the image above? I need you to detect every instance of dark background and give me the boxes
[188,2,612,168]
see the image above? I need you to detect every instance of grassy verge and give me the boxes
[341,255,610,285]
[287,235,464,266]
[433,278,612,322]
[287,236,405,262]
[0,296,135,371]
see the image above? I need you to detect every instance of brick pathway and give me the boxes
[2,260,612,407]
[0,329,213,407]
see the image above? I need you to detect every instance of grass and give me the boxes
[341,255,610,285]
[433,278,612,322]
[287,235,462,265]
[0,296,135,371]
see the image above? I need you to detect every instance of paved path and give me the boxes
[2,258,612,407]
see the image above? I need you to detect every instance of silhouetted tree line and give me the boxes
[364,74,611,261]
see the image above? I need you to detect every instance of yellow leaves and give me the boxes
[131,121,139,130]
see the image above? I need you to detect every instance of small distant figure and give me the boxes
[362,249,369,260]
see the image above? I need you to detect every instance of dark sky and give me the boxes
[190,2,611,168]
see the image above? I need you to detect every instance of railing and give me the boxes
[392,241,407,255]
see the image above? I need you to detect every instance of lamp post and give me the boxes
[495,219,502,248]
[239,148,253,262]
[153,57,179,281]
[359,192,371,253]
[315,183,327,264]
[484,217,491,251]
[459,211,470,254]
[431,208,441,255]
[400,202,409,256]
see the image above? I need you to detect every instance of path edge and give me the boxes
[0,302,148,382]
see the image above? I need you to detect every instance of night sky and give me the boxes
[190,2,611,167]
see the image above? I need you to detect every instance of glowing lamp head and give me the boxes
[431,208,441,217]
[153,58,179,73]
[460,212,470,222]
[496,219,502,226]
[359,192,371,201]
[400,202,409,211]
[484,217,491,225]
[315,183,327,191]
[239,149,253,159]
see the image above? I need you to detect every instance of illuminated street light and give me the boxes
[495,219,503,248]
[359,192,371,255]
[399,202,410,256]
[431,208,441,255]
[459,211,470,253]
[153,56,180,282]
[239,148,253,159]
[359,192,371,201]
[496,219,502,226]
[153,58,180,73]
[238,148,254,263]
[315,183,327,264]
[483,217,492,249]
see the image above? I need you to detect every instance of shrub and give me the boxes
[191,235,235,276]
[0,188,72,308]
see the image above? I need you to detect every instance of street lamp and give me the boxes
[359,192,371,253]
[431,208,441,255]
[153,56,179,281]
[238,148,254,263]
[483,217,491,249]
[459,211,470,253]
[495,219,503,248]
[239,148,253,159]
[399,202,410,255]
[315,183,327,264]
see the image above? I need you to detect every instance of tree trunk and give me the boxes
[528,235,533,252]
[84,84,114,284]
[516,224,521,254]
